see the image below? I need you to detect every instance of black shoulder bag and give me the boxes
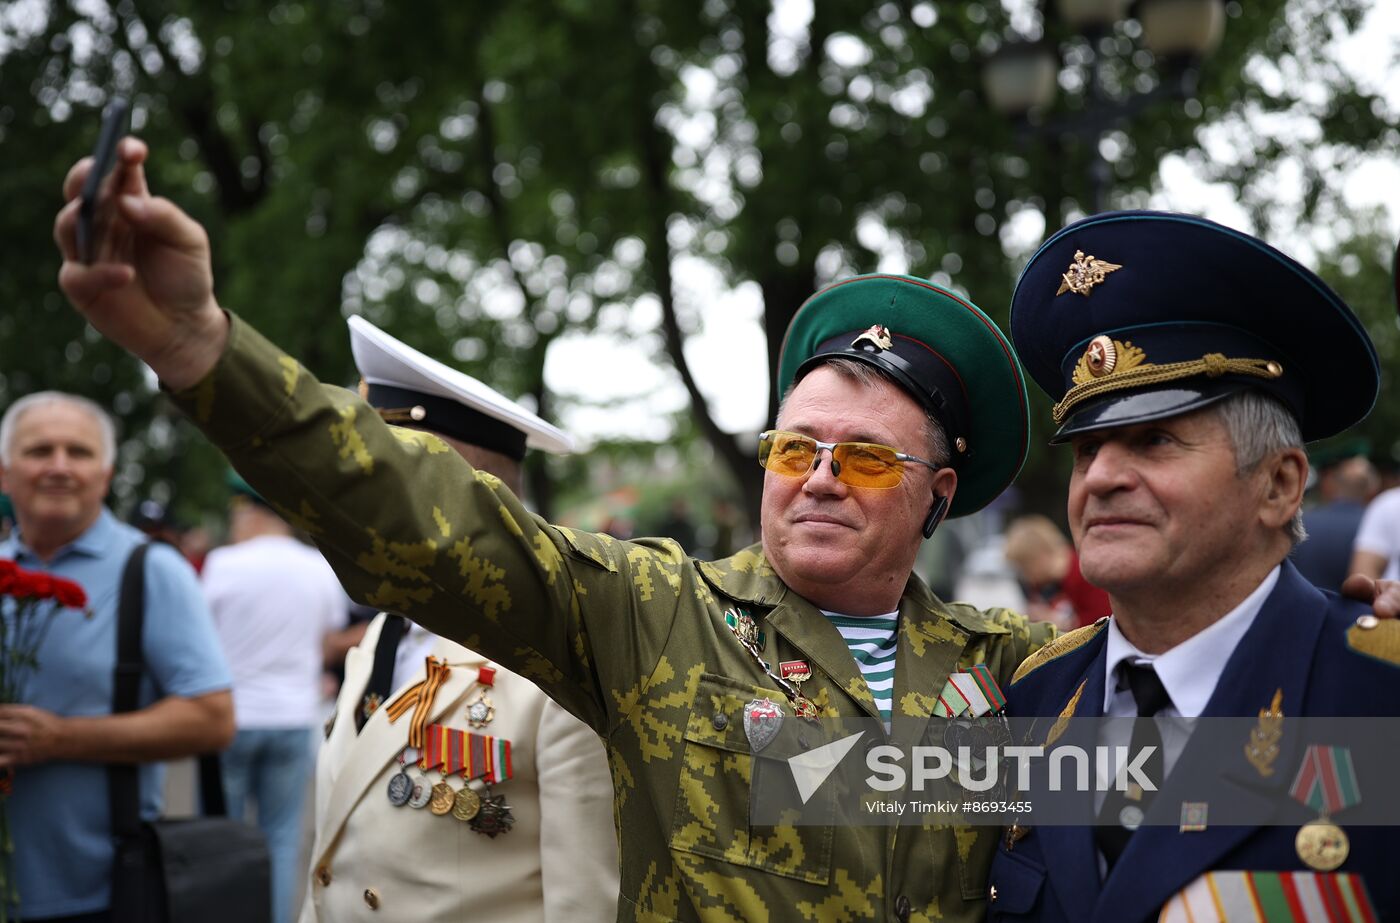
[107,543,272,923]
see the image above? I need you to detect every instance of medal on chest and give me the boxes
[934,664,1011,792]
[1289,745,1359,871]
[465,664,497,728]
[379,656,516,836]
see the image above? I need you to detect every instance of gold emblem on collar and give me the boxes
[1244,688,1284,777]
[1056,250,1122,297]
[851,324,894,351]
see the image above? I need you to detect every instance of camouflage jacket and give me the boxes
[174,315,1053,922]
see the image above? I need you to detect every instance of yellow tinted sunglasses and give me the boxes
[758,430,941,489]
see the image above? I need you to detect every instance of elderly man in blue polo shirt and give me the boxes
[0,391,233,923]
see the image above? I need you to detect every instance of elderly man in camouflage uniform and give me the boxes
[57,137,1054,923]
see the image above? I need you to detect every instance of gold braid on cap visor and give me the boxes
[1052,339,1284,424]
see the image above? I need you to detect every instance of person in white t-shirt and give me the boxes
[1351,485,1400,581]
[202,476,349,923]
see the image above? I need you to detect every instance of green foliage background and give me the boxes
[0,0,1395,535]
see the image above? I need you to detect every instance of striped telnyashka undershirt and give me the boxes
[825,611,899,726]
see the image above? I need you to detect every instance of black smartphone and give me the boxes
[76,96,131,265]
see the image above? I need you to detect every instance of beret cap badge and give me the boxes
[1056,250,1123,297]
[851,324,894,351]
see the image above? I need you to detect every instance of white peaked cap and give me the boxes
[347,315,575,456]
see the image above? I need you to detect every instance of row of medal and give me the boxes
[385,752,514,837]
[382,660,515,838]
[385,736,515,838]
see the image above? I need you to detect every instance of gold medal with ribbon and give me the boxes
[1289,745,1359,871]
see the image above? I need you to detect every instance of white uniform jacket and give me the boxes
[299,615,620,922]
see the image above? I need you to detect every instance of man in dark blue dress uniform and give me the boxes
[987,212,1399,923]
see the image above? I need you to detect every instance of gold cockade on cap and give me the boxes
[851,324,894,351]
[1052,335,1284,424]
[1073,337,1145,385]
[1056,250,1122,297]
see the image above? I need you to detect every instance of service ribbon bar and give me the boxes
[947,672,994,718]
[1289,746,1361,816]
[1159,871,1377,923]
[491,737,512,784]
[421,723,513,784]
[968,663,1007,713]
[933,676,970,719]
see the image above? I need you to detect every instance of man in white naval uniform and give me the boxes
[299,317,619,922]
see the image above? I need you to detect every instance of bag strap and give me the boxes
[108,543,151,840]
[107,543,229,838]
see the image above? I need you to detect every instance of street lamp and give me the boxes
[981,0,1226,213]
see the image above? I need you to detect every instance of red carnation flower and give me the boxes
[12,570,53,599]
[51,577,88,609]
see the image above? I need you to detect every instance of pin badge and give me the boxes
[1179,802,1209,833]
[779,660,812,684]
[743,698,785,753]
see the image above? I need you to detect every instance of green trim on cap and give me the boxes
[775,274,1029,517]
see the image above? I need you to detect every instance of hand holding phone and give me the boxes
[76,96,131,265]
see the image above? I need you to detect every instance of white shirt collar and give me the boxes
[1101,565,1281,718]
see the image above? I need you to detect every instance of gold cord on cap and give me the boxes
[1053,338,1284,424]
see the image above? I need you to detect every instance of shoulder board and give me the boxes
[1012,618,1108,685]
[1345,616,1400,668]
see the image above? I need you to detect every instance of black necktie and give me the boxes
[1096,662,1171,870]
[355,615,408,733]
